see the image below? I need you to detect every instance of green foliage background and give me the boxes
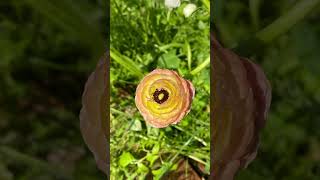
[0,0,106,179]
[110,0,210,179]
[214,0,320,179]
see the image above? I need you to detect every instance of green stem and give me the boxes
[188,155,206,165]
[157,43,183,52]
[186,42,192,71]
[111,108,132,117]
[167,9,172,22]
[153,32,162,45]
[156,137,193,180]
[256,0,320,42]
[173,126,207,146]
[249,0,261,30]
[169,137,193,163]
[190,56,210,75]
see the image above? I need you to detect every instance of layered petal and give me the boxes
[135,69,195,128]
[80,53,109,175]
[212,36,271,180]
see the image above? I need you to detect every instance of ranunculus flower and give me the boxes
[135,69,195,128]
[165,0,181,9]
[183,4,197,17]
[80,53,109,175]
[212,35,272,179]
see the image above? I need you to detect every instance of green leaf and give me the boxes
[152,162,173,180]
[137,163,149,173]
[152,143,160,154]
[170,163,178,171]
[119,152,136,167]
[146,153,158,166]
[201,0,210,10]
[157,50,181,69]
[131,119,142,131]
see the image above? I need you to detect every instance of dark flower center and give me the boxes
[153,88,169,104]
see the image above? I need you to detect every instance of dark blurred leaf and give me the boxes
[25,0,105,58]
[0,162,13,180]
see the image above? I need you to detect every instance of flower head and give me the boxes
[135,69,195,128]
[80,53,109,175]
[183,4,197,17]
[165,0,181,9]
[212,35,271,179]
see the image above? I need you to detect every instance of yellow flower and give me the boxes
[135,69,195,128]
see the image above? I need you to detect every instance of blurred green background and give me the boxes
[0,0,106,179]
[1,0,320,179]
[214,0,320,179]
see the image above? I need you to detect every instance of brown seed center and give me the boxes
[153,88,169,104]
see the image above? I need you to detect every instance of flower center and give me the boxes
[153,88,169,104]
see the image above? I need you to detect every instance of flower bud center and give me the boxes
[153,88,169,104]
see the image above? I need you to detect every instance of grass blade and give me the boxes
[110,48,144,78]
[185,42,192,71]
[190,56,210,75]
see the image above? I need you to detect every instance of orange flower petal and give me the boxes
[135,69,195,128]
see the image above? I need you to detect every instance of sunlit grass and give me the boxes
[110,0,210,179]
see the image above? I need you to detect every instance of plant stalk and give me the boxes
[256,0,320,43]
[190,56,210,75]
